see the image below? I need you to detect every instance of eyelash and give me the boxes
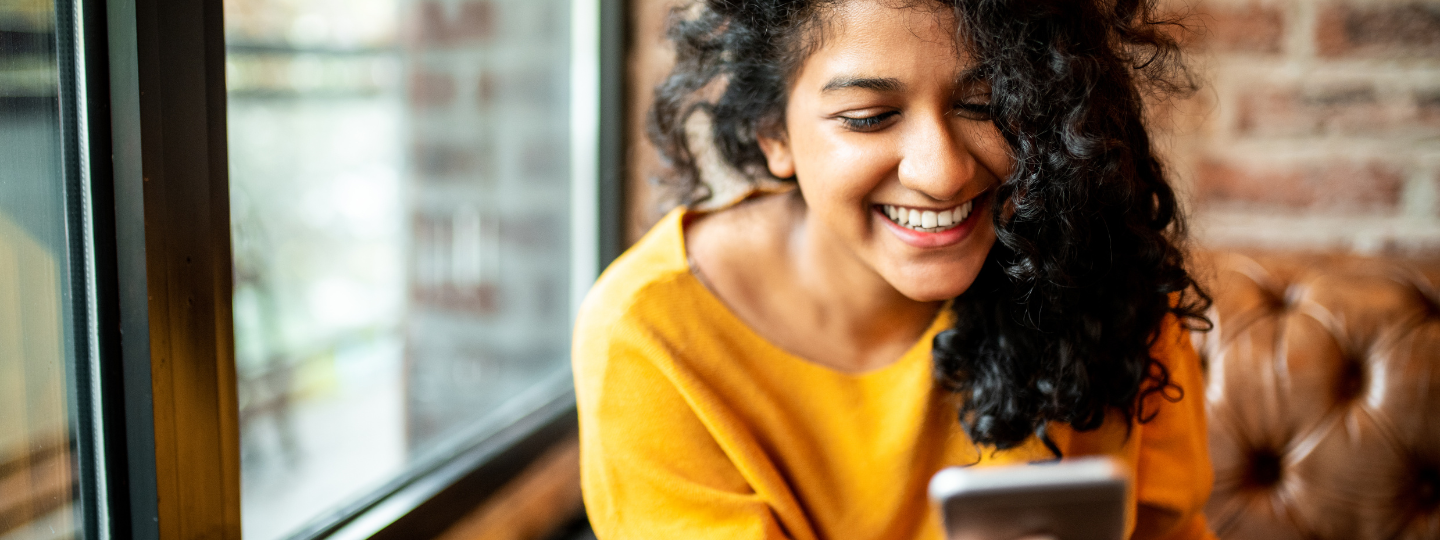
[955,97,993,118]
[838,100,992,131]
[838,111,898,131]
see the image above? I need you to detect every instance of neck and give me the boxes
[782,192,942,355]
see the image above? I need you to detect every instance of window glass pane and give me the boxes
[0,2,83,539]
[224,0,576,537]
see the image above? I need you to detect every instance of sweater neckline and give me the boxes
[660,206,954,381]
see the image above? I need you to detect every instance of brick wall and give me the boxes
[625,0,1440,255]
[1168,0,1440,254]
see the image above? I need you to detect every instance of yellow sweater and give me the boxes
[574,208,1215,540]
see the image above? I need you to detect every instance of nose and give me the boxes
[896,115,978,202]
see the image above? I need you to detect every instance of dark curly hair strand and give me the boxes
[649,0,1214,456]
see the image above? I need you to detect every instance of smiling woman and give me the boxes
[574,0,1215,539]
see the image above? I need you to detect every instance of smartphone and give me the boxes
[928,456,1129,540]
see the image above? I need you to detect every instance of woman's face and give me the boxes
[758,0,1009,302]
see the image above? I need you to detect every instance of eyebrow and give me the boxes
[820,76,905,93]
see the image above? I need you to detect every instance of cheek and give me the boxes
[962,122,1013,178]
[793,132,896,210]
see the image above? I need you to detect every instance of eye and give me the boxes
[953,94,993,121]
[838,111,899,132]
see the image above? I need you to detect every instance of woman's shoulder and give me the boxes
[575,207,695,341]
[577,192,795,340]
[572,206,754,409]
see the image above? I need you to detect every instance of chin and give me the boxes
[869,212,998,302]
[886,260,987,302]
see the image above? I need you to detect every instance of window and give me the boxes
[0,0,622,537]
[223,0,609,537]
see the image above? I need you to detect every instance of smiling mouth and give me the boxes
[879,200,974,233]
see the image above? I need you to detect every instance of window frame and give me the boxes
[72,0,627,537]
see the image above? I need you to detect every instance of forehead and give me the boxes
[801,0,967,82]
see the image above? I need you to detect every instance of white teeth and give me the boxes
[881,201,975,232]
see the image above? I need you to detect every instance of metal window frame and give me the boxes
[78,0,626,536]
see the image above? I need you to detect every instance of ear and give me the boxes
[756,130,795,180]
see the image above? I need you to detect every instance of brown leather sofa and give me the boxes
[1195,252,1440,539]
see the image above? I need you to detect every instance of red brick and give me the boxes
[409,69,456,107]
[1417,90,1440,129]
[1193,3,1286,54]
[1235,83,1387,137]
[476,72,496,106]
[413,0,495,47]
[416,1,450,45]
[450,2,496,42]
[1195,159,1404,211]
[1317,4,1440,57]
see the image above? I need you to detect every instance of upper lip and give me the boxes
[876,190,988,210]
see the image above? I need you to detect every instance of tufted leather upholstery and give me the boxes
[1194,252,1440,540]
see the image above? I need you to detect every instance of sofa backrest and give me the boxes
[1195,252,1440,539]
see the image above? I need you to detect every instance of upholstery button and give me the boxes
[1334,359,1366,404]
[1247,450,1283,488]
[1417,287,1440,320]
[1262,287,1288,312]
[1417,466,1440,510]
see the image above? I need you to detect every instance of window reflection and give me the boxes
[0,2,81,539]
[225,0,575,537]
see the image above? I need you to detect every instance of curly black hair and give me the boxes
[649,0,1213,456]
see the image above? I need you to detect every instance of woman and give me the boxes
[573,0,1214,538]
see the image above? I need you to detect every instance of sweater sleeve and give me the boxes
[1132,316,1218,540]
[573,302,794,540]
